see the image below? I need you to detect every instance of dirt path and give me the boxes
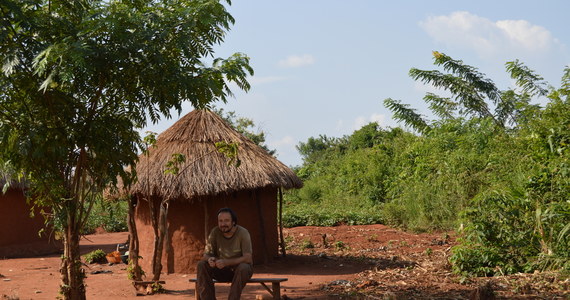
[1,225,568,299]
[0,229,369,300]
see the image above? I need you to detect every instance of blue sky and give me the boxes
[145,0,570,167]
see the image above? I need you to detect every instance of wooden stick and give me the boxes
[278,188,286,257]
[255,190,269,264]
[203,200,209,243]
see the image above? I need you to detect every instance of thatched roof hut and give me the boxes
[130,109,302,199]
[128,109,302,273]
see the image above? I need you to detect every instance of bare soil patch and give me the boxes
[1,225,568,299]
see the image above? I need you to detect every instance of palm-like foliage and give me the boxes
[385,51,547,131]
[383,98,430,134]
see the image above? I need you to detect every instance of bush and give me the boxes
[82,199,128,234]
[282,202,383,227]
[83,249,106,264]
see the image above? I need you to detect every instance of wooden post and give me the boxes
[255,190,269,264]
[203,200,209,243]
[278,188,286,257]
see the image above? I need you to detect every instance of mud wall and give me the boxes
[0,189,62,258]
[135,187,279,274]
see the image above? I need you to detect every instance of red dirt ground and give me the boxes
[1,225,568,299]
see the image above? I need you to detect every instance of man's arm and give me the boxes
[214,252,252,269]
[203,229,217,267]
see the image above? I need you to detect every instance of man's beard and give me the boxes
[220,225,232,233]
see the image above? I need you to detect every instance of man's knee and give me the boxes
[234,263,253,277]
[197,260,210,272]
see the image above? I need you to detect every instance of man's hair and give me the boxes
[217,207,238,224]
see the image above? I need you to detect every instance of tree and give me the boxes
[0,0,252,299]
[385,51,544,132]
[347,122,384,150]
[213,107,276,155]
[296,134,344,164]
[384,51,569,274]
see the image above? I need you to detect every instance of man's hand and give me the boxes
[207,256,216,268]
[214,259,227,269]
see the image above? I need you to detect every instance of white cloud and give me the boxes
[369,113,385,124]
[352,113,387,130]
[353,116,367,130]
[420,11,559,57]
[269,136,300,166]
[496,20,554,52]
[270,135,295,148]
[278,54,315,68]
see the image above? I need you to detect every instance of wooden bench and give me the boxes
[189,277,288,300]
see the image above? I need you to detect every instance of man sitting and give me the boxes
[196,207,253,300]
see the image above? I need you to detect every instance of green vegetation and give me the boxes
[82,199,128,235]
[301,239,314,249]
[83,249,106,264]
[284,124,410,227]
[285,52,569,277]
[334,241,347,251]
[214,107,276,155]
[0,0,252,298]
[127,259,145,280]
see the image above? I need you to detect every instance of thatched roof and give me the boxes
[127,109,302,201]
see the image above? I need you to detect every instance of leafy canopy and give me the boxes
[0,1,252,297]
[0,0,253,199]
[385,51,545,133]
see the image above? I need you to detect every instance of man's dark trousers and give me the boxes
[197,260,253,300]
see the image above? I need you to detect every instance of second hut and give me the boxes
[129,109,302,274]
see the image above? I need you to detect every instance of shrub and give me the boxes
[82,199,128,234]
[301,239,314,249]
[334,241,347,250]
[83,249,106,264]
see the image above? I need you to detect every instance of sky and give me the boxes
[144,0,570,167]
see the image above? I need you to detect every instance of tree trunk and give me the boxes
[152,201,169,281]
[60,207,86,300]
[148,197,160,278]
[127,196,142,281]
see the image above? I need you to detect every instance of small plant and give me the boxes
[127,259,145,280]
[367,234,379,242]
[284,236,294,250]
[424,248,433,256]
[83,249,106,264]
[151,282,165,293]
[301,239,314,249]
[335,241,347,250]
